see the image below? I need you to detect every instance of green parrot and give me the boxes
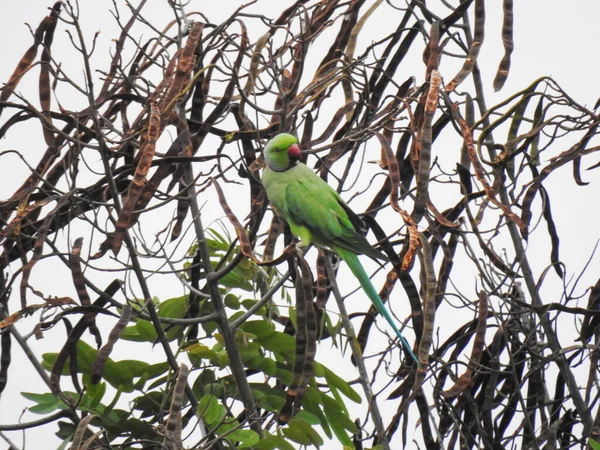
[261,133,419,365]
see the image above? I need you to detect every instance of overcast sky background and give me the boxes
[1,1,600,449]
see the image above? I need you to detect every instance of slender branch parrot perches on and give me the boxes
[261,133,419,365]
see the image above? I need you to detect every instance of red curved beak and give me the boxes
[288,143,302,161]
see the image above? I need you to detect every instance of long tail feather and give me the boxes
[336,248,419,365]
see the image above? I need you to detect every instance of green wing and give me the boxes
[284,177,385,259]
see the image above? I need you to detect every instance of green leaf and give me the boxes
[255,433,296,450]
[100,408,131,436]
[147,374,169,391]
[156,296,187,340]
[257,357,277,376]
[203,382,226,398]
[134,372,149,391]
[215,350,230,368]
[303,387,331,438]
[320,364,361,404]
[103,359,134,391]
[244,354,265,370]
[283,419,323,447]
[22,392,58,403]
[321,393,357,432]
[43,340,134,390]
[56,420,76,440]
[86,381,106,408]
[124,418,156,440]
[257,394,286,413]
[282,423,312,446]
[216,257,258,291]
[312,361,325,378]
[57,437,72,450]
[134,361,170,380]
[202,318,219,336]
[590,439,600,450]
[79,401,123,427]
[254,435,278,450]
[135,319,158,342]
[319,391,357,447]
[239,348,262,367]
[185,343,218,361]
[192,369,216,397]
[120,325,146,342]
[40,352,61,373]
[229,429,260,448]
[224,293,241,309]
[75,340,96,372]
[216,419,241,440]
[117,360,150,376]
[206,227,230,250]
[241,299,267,316]
[295,409,321,426]
[133,391,166,418]
[101,387,125,422]
[157,295,188,318]
[257,331,295,353]
[243,320,275,339]
[271,435,295,450]
[22,392,66,414]
[197,394,225,425]
[29,402,62,415]
[323,311,340,347]
[274,365,293,386]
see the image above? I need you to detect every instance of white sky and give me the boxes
[1,1,600,449]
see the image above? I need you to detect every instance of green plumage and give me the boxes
[262,133,419,365]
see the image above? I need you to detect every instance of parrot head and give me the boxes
[263,133,302,172]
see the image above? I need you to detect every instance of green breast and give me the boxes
[262,164,317,246]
